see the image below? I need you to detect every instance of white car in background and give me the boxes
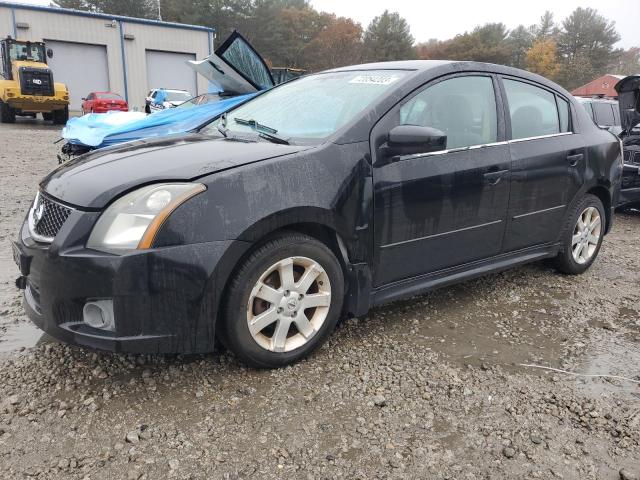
[145,88,192,113]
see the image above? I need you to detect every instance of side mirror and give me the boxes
[46,48,53,59]
[383,125,447,159]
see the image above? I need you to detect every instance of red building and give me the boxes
[571,74,626,98]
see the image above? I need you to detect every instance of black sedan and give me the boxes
[13,61,622,368]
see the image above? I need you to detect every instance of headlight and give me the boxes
[87,183,206,252]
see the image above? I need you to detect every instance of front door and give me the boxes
[372,74,511,286]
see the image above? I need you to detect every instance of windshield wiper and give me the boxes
[234,117,277,133]
[216,112,229,138]
[258,131,290,145]
[233,117,290,145]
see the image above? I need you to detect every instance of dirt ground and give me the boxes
[0,120,638,480]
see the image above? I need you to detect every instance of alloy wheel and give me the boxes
[247,256,332,353]
[572,206,602,264]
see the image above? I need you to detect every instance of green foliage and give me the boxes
[556,7,621,89]
[362,10,416,62]
[53,0,158,18]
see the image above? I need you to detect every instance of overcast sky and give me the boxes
[310,0,639,49]
[8,0,640,49]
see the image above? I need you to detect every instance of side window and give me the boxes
[503,79,560,139]
[557,96,571,133]
[612,104,621,126]
[151,91,158,99]
[593,102,615,126]
[399,76,497,150]
[583,102,595,120]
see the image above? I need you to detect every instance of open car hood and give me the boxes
[188,31,275,95]
[615,75,640,135]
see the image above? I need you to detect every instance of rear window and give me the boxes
[593,102,615,126]
[503,79,560,139]
[97,93,122,100]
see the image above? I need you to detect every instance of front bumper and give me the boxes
[8,95,68,112]
[13,214,243,354]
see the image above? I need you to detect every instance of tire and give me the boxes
[552,194,605,275]
[52,106,69,125]
[0,100,16,123]
[42,112,53,121]
[220,232,345,368]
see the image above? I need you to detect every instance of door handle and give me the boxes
[567,153,583,167]
[483,169,508,186]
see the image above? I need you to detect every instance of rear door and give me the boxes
[501,77,585,251]
[188,31,274,94]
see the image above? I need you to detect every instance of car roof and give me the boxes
[575,96,617,104]
[324,60,453,73]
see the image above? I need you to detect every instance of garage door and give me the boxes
[45,41,110,111]
[146,50,197,97]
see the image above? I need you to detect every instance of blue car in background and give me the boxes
[60,32,275,160]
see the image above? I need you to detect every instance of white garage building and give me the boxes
[0,1,214,111]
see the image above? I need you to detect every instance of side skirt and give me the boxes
[370,243,561,307]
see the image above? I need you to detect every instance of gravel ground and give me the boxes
[0,120,639,480]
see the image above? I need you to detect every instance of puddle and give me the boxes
[0,321,55,357]
[572,334,640,399]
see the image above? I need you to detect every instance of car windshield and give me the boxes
[97,93,122,100]
[203,70,409,144]
[166,91,192,102]
[9,42,45,62]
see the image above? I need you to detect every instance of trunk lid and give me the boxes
[188,31,275,95]
[615,75,640,135]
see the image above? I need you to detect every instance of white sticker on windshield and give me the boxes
[348,74,401,86]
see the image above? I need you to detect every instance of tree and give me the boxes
[557,7,621,88]
[306,16,363,71]
[608,47,640,77]
[526,39,561,80]
[363,10,415,62]
[53,0,157,18]
[507,25,535,69]
[535,11,557,40]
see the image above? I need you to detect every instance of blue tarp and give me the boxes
[62,93,256,149]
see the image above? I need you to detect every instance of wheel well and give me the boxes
[214,223,349,331]
[586,186,612,232]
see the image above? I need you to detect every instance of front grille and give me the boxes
[29,193,73,242]
[627,148,640,166]
[19,67,54,96]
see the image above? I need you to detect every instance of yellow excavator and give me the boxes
[0,36,69,124]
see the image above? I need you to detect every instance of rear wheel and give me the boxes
[0,101,15,123]
[145,105,151,114]
[52,106,69,125]
[220,233,344,368]
[552,194,605,275]
[42,112,53,121]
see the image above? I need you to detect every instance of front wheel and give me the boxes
[220,233,345,368]
[0,100,15,123]
[53,106,69,125]
[552,194,605,275]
